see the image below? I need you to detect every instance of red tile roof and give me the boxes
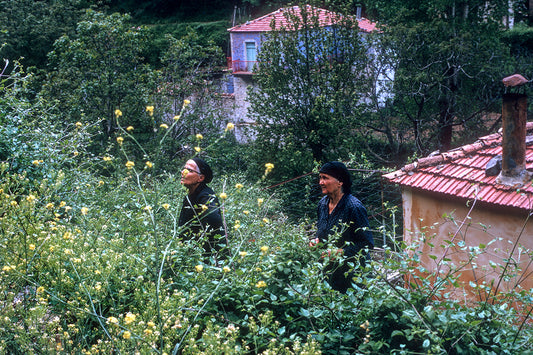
[228,5,377,33]
[383,122,533,211]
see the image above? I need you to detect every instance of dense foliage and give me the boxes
[0,0,89,70]
[364,0,530,154]
[1,73,532,354]
[41,11,159,148]
[1,1,533,353]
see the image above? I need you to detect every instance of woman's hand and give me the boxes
[321,248,344,258]
[309,238,320,247]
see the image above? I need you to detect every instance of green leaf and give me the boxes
[300,308,310,317]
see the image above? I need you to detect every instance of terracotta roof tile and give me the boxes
[228,5,377,33]
[383,122,533,211]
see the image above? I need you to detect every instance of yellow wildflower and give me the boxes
[173,115,180,121]
[126,126,134,132]
[201,204,208,211]
[257,198,264,206]
[29,244,36,251]
[123,331,131,340]
[114,109,122,118]
[243,210,250,215]
[143,205,152,212]
[75,122,82,128]
[196,133,203,140]
[73,151,79,156]
[81,207,88,216]
[124,312,136,325]
[144,329,153,335]
[223,266,231,273]
[125,161,135,169]
[59,201,66,208]
[32,160,40,166]
[145,161,153,168]
[103,156,112,162]
[10,200,18,207]
[262,218,269,224]
[260,245,269,253]
[225,122,235,131]
[37,286,45,293]
[98,180,104,186]
[183,99,191,107]
[116,136,124,145]
[219,192,227,200]
[239,251,247,257]
[160,123,169,129]
[194,146,201,152]
[264,163,274,174]
[162,203,170,210]
[26,194,36,203]
[147,321,155,328]
[256,280,267,288]
[107,316,119,325]
[146,105,154,116]
[235,183,244,189]
[195,264,203,273]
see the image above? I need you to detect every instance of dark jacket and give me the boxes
[316,193,373,292]
[178,183,226,254]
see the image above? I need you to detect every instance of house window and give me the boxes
[245,42,257,72]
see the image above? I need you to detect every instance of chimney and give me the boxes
[495,91,531,187]
[356,5,362,19]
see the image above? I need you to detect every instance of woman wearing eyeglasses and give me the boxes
[178,158,226,257]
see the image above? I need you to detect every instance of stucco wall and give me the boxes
[230,32,264,63]
[402,187,533,300]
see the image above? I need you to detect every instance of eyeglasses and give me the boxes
[182,167,202,175]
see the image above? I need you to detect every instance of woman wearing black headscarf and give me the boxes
[178,158,226,256]
[312,161,374,292]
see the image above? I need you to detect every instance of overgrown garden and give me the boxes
[1,0,533,353]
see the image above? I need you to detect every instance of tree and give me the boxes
[364,0,517,156]
[156,28,239,170]
[247,4,373,179]
[40,10,160,152]
[0,0,88,70]
[159,29,225,137]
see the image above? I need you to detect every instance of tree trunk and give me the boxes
[438,98,453,152]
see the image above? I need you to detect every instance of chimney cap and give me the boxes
[502,74,528,87]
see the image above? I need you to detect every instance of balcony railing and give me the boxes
[228,59,257,74]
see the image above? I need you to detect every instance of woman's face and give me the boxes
[181,160,204,190]
[319,173,343,196]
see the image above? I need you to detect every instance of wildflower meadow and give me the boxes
[1,77,532,354]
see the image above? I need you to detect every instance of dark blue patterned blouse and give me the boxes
[316,193,374,257]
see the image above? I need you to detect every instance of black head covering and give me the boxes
[319,161,352,194]
[192,157,213,184]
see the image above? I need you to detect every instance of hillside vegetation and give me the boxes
[1,0,532,353]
